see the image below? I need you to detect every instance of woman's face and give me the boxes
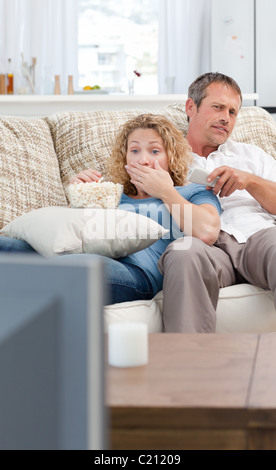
[126,128,169,171]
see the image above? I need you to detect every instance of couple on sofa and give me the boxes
[2,72,276,333]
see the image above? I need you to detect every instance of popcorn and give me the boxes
[67,181,123,208]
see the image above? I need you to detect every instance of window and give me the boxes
[78,0,159,94]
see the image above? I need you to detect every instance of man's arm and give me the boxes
[208,166,276,214]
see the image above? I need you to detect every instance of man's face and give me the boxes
[186,82,241,151]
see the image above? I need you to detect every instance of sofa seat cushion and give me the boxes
[44,105,189,199]
[104,290,164,333]
[216,284,276,333]
[104,284,276,334]
[0,116,67,230]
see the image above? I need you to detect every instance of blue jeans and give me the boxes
[0,235,36,252]
[61,254,157,304]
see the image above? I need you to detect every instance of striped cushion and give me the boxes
[232,105,276,158]
[0,117,67,229]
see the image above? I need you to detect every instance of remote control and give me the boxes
[187,167,219,188]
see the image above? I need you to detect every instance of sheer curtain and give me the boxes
[0,0,78,94]
[158,0,211,94]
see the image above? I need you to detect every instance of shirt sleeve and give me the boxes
[177,184,222,214]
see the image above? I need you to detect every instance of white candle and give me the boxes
[108,322,148,367]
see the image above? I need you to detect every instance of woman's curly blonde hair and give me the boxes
[106,113,192,196]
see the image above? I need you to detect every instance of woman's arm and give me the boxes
[126,161,220,245]
[161,187,220,245]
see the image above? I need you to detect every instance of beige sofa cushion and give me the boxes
[0,116,67,229]
[44,105,189,198]
[231,106,276,158]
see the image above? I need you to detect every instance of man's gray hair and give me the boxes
[188,72,242,108]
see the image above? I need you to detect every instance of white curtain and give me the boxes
[0,0,78,94]
[158,0,211,94]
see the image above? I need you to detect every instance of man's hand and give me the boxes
[69,169,102,184]
[207,166,251,197]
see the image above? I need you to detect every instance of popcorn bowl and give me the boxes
[67,181,124,209]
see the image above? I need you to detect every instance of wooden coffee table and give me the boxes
[106,333,276,450]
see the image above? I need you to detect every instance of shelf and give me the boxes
[0,93,259,118]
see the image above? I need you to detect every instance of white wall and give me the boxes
[211,0,255,96]
[256,0,276,107]
[211,0,276,108]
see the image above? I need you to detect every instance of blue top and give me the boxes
[118,184,221,293]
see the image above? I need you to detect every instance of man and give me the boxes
[158,72,276,333]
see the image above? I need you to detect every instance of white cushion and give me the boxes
[216,284,276,333]
[104,291,164,333]
[1,206,168,258]
[104,284,276,334]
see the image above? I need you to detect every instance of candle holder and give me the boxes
[108,322,148,367]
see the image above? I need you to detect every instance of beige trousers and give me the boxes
[158,227,276,333]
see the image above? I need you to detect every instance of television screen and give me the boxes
[0,254,108,450]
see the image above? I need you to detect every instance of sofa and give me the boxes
[1,102,276,333]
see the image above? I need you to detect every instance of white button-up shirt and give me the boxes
[192,139,276,243]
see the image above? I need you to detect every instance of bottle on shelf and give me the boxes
[7,58,14,94]
[54,75,61,94]
[0,74,5,94]
[67,75,74,95]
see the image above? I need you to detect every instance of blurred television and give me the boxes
[0,254,108,450]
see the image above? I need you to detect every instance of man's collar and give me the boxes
[192,139,235,158]
[217,139,235,155]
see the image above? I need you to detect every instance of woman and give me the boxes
[70,114,221,304]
